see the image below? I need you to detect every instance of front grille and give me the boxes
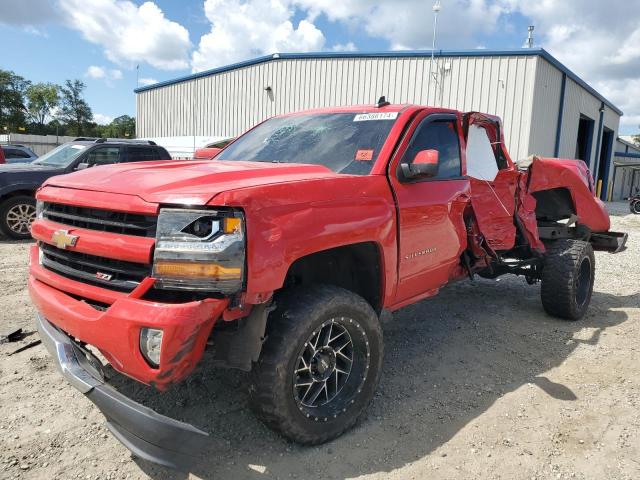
[40,243,151,292]
[43,203,157,237]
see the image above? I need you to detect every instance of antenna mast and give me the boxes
[526,25,534,48]
[428,0,442,104]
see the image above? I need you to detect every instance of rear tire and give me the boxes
[541,239,595,321]
[631,200,640,215]
[249,284,383,444]
[0,196,36,240]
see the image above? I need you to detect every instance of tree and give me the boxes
[26,83,59,133]
[100,115,136,138]
[0,69,30,131]
[58,79,92,136]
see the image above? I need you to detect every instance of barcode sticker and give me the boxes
[353,112,398,122]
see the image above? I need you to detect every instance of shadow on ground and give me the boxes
[106,276,634,479]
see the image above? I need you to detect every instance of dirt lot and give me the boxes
[1,203,638,480]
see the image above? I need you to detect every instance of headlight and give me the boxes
[152,208,245,293]
[140,328,163,368]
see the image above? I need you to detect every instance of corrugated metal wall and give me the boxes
[529,57,620,172]
[136,54,538,161]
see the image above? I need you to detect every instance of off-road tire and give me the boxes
[0,196,36,240]
[249,284,383,444]
[630,200,640,215]
[541,239,595,321]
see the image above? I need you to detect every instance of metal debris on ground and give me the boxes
[0,327,25,344]
[7,340,41,356]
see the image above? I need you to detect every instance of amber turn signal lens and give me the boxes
[223,217,242,234]
[153,261,242,279]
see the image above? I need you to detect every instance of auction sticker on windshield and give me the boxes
[353,112,398,122]
[355,149,374,161]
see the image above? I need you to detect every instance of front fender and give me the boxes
[211,175,398,305]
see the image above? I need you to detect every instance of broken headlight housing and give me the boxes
[152,208,245,293]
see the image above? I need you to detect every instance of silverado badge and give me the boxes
[51,230,78,250]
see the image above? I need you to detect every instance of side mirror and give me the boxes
[401,149,439,179]
[76,162,90,171]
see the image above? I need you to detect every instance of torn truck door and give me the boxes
[463,112,519,252]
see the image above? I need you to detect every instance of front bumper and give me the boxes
[36,313,209,469]
[29,243,229,389]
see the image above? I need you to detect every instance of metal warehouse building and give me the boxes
[135,48,625,200]
[612,137,640,200]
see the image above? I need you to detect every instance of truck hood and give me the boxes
[43,160,341,205]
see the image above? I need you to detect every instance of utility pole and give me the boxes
[428,0,442,105]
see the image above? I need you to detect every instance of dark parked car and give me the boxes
[1,144,38,164]
[0,138,171,239]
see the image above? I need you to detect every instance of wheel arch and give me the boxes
[0,188,37,203]
[531,187,576,222]
[282,241,384,314]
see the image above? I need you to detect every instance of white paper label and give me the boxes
[353,112,398,122]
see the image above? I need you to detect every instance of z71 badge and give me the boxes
[95,272,113,281]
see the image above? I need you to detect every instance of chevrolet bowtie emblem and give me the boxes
[51,229,78,250]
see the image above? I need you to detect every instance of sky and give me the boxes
[1,0,639,134]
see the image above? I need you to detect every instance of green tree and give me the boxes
[26,82,59,133]
[105,115,136,138]
[0,69,30,132]
[46,119,67,137]
[58,79,92,136]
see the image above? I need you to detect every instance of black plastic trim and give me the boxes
[36,314,209,470]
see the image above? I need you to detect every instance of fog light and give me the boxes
[140,328,163,368]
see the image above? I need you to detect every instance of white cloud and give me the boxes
[110,69,123,80]
[294,0,509,50]
[23,25,49,37]
[138,77,158,86]
[86,66,107,79]
[59,0,191,70]
[85,66,123,85]
[94,113,114,125]
[191,0,325,72]
[332,42,357,52]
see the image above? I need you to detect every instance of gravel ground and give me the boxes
[0,202,638,480]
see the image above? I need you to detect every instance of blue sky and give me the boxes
[1,0,638,134]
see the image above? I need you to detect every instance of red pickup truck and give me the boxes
[30,102,626,468]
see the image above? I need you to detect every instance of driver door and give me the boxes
[463,113,519,252]
[389,112,470,305]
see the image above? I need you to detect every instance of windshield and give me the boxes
[216,112,398,175]
[33,143,87,167]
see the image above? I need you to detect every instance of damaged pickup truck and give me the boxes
[30,101,627,468]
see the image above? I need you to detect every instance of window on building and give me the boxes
[575,116,594,163]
